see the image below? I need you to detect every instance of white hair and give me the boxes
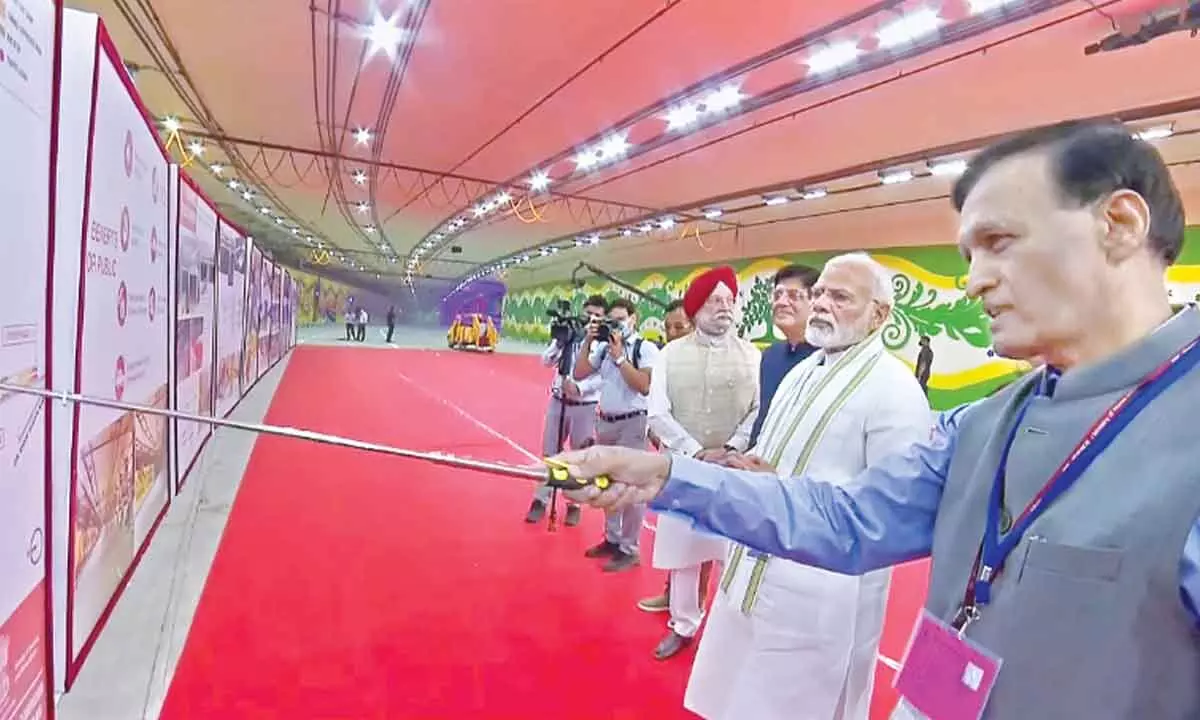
[823,252,893,305]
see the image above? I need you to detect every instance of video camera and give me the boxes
[546,300,587,345]
[593,318,624,344]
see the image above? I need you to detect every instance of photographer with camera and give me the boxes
[525,295,609,526]
[573,297,660,572]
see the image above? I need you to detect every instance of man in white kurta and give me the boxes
[646,266,760,660]
[684,253,931,720]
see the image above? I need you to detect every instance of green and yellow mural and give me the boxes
[288,267,357,326]
[503,233,1200,410]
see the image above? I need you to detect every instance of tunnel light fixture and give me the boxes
[806,41,861,75]
[880,169,915,185]
[968,0,1019,13]
[877,7,942,49]
[928,158,968,176]
[1134,124,1174,141]
[366,11,406,61]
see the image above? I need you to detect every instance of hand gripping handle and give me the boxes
[543,458,612,491]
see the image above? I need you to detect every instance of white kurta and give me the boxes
[647,331,759,570]
[684,339,931,720]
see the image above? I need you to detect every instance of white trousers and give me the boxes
[684,561,885,720]
[668,566,703,638]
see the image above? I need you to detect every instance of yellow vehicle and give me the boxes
[448,313,498,352]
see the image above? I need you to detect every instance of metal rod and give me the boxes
[0,382,547,482]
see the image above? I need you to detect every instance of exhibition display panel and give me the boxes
[215,219,248,419]
[0,8,305,707]
[0,1,60,717]
[67,25,172,674]
[242,246,262,389]
[173,174,218,491]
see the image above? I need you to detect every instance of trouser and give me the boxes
[595,412,648,554]
[357,323,366,341]
[386,324,394,343]
[345,322,353,340]
[669,566,704,637]
[532,395,597,503]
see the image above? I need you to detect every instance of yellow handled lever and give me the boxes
[544,458,612,491]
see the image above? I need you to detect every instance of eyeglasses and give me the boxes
[772,288,809,303]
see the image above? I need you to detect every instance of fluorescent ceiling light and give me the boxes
[877,8,942,49]
[880,169,915,184]
[806,41,861,74]
[664,104,701,130]
[366,12,406,61]
[1134,125,1174,141]
[801,188,827,200]
[929,159,968,176]
[967,0,1018,13]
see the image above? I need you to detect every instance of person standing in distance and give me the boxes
[683,254,928,719]
[746,265,821,448]
[386,306,397,344]
[574,296,659,572]
[525,294,608,526]
[552,120,1200,719]
[643,267,761,660]
[661,299,693,346]
[641,298,695,611]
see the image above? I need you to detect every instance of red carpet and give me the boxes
[159,345,929,719]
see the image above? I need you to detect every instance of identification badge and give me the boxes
[893,610,1002,720]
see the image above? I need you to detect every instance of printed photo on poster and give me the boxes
[174,178,217,481]
[70,40,170,662]
[0,1,56,717]
[215,221,246,418]
[256,261,272,376]
[241,247,262,388]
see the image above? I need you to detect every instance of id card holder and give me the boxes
[893,610,1002,720]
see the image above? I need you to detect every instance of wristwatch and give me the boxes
[614,356,627,366]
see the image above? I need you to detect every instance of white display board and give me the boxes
[214,220,247,418]
[269,263,282,365]
[241,246,262,388]
[69,30,170,669]
[174,176,217,487]
[0,0,57,716]
[256,258,273,376]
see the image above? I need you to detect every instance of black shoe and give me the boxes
[525,500,546,524]
[584,540,619,558]
[564,505,581,527]
[654,631,693,660]
[603,550,639,573]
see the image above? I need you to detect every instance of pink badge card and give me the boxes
[893,610,1002,720]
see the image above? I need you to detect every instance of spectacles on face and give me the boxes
[772,287,809,303]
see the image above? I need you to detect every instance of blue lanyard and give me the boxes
[963,334,1200,612]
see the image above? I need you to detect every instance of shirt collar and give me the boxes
[1046,306,1200,402]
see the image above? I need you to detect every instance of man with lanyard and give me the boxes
[574,296,660,572]
[684,253,928,719]
[748,264,821,447]
[552,120,1200,718]
[525,295,608,526]
[642,267,760,660]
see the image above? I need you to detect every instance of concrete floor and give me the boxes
[57,323,547,720]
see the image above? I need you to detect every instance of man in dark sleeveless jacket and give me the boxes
[552,119,1200,719]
